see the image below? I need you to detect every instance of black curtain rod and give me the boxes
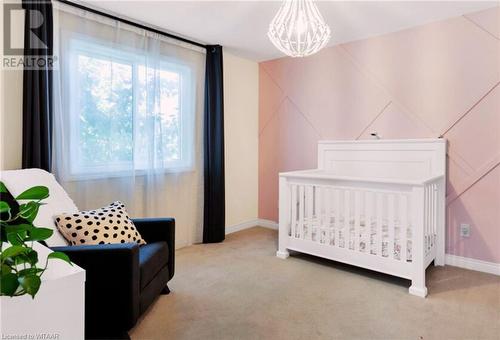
[54,0,208,49]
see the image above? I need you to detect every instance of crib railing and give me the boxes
[279,176,444,264]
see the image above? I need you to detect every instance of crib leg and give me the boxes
[409,270,427,297]
[277,176,290,260]
[276,249,290,259]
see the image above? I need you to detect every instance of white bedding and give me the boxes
[291,215,436,261]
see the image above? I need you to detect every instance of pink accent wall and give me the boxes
[258,7,500,264]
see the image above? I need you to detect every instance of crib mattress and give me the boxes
[291,216,435,261]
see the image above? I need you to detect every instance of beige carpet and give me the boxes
[130,227,500,340]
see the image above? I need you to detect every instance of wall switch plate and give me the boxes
[460,223,471,237]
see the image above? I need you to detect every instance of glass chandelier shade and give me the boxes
[268,0,331,58]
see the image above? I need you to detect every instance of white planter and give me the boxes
[0,243,85,340]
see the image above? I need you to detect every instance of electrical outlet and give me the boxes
[460,223,471,237]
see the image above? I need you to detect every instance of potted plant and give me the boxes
[0,182,72,297]
[0,181,85,339]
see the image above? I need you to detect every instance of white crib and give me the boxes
[277,139,446,297]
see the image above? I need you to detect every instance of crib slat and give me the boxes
[426,186,431,251]
[400,194,408,262]
[429,185,433,250]
[424,186,427,251]
[354,191,361,252]
[330,187,336,245]
[432,184,438,246]
[431,184,434,245]
[428,185,432,250]
[365,191,371,254]
[376,193,383,257]
[344,190,350,249]
[298,185,305,240]
[290,184,297,238]
[323,187,330,244]
[306,186,314,241]
[388,194,395,259]
[430,185,433,249]
[335,189,341,247]
[317,186,323,243]
[429,185,433,249]
[423,186,427,253]
[432,184,435,247]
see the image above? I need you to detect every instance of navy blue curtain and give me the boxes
[203,45,225,243]
[22,0,53,171]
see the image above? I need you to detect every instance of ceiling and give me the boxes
[82,1,498,61]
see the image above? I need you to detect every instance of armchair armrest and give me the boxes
[133,218,175,280]
[50,243,140,333]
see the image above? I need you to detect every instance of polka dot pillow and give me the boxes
[54,201,146,246]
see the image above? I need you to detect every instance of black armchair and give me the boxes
[51,218,175,339]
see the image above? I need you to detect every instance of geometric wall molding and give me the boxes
[447,156,500,205]
[464,7,500,40]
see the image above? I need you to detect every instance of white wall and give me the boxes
[223,52,259,228]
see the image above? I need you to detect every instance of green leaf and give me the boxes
[0,272,19,296]
[48,251,72,265]
[0,182,8,193]
[18,267,44,277]
[6,230,26,245]
[26,227,53,241]
[3,224,32,243]
[0,245,28,260]
[0,201,10,214]
[18,273,41,298]
[4,224,33,234]
[13,254,29,266]
[18,202,40,223]
[14,249,38,266]
[16,186,49,200]
[1,264,11,274]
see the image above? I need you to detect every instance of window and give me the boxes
[66,39,195,178]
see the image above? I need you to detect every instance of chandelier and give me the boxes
[268,0,331,58]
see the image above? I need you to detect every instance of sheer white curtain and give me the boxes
[52,4,205,248]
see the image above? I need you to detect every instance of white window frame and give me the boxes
[64,36,196,181]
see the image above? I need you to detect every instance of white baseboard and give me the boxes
[225,220,260,234]
[445,254,500,276]
[226,222,499,276]
[256,219,278,230]
[225,219,278,235]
